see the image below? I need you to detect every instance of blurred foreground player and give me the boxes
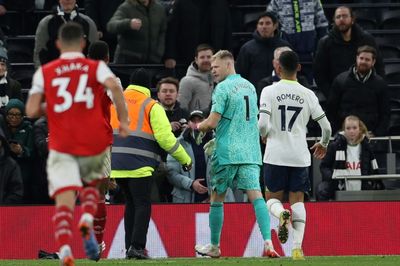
[26,22,129,266]
[87,40,118,259]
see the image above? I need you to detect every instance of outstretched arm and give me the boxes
[198,112,221,132]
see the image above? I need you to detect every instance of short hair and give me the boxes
[88,40,109,60]
[357,45,377,59]
[334,6,354,20]
[129,68,151,88]
[258,11,278,24]
[278,50,299,74]
[273,46,292,60]
[58,22,84,45]
[212,50,234,61]
[195,43,214,57]
[157,77,179,92]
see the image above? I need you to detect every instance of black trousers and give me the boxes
[117,177,152,250]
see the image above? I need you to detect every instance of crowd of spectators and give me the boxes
[0,0,399,204]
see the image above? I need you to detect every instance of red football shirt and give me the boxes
[30,52,115,156]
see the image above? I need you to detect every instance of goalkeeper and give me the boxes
[194,50,279,258]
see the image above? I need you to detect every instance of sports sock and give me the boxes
[266,198,285,218]
[94,194,107,244]
[79,187,99,216]
[209,202,224,246]
[291,202,306,249]
[253,197,271,241]
[53,205,73,249]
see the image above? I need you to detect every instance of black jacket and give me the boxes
[236,31,290,86]
[327,67,390,136]
[313,24,385,98]
[0,127,23,205]
[164,101,188,137]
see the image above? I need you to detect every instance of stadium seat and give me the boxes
[385,64,400,84]
[243,12,262,32]
[354,9,379,30]
[376,37,400,59]
[380,9,400,29]
[7,36,35,63]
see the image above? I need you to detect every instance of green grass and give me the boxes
[1,256,400,266]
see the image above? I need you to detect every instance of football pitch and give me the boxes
[2,256,400,266]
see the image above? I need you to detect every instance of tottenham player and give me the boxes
[258,50,331,260]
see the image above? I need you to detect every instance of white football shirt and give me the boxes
[259,79,326,167]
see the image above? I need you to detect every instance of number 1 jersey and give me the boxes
[259,79,326,167]
[30,52,115,156]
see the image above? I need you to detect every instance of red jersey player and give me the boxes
[26,22,129,266]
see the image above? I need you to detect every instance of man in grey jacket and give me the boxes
[33,0,98,68]
[178,44,214,115]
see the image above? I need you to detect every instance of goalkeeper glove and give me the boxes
[204,138,215,156]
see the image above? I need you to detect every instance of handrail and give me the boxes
[306,136,400,141]
[231,3,400,9]
[333,174,400,180]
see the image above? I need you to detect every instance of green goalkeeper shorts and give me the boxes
[211,157,261,194]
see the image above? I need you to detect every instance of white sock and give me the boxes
[266,198,285,218]
[291,202,306,249]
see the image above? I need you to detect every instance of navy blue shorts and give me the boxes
[263,163,310,193]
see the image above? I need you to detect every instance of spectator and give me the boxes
[267,0,328,83]
[257,46,309,101]
[107,0,167,64]
[33,116,54,204]
[0,48,22,113]
[33,0,98,67]
[166,110,212,203]
[84,0,124,60]
[314,6,385,98]
[317,115,384,201]
[164,0,232,71]
[155,76,188,202]
[327,45,390,136]
[0,127,23,205]
[157,77,188,138]
[178,44,214,115]
[235,12,290,87]
[32,116,52,204]
[110,68,191,259]
[0,99,34,203]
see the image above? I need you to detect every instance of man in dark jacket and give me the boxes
[0,127,23,205]
[157,77,188,138]
[327,45,390,136]
[235,12,290,87]
[107,0,167,64]
[314,6,385,98]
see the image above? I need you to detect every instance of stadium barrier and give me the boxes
[309,136,400,199]
[1,202,399,259]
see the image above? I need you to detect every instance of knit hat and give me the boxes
[129,68,151,88]
[5,99,25,114]
[0,47,8,64]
